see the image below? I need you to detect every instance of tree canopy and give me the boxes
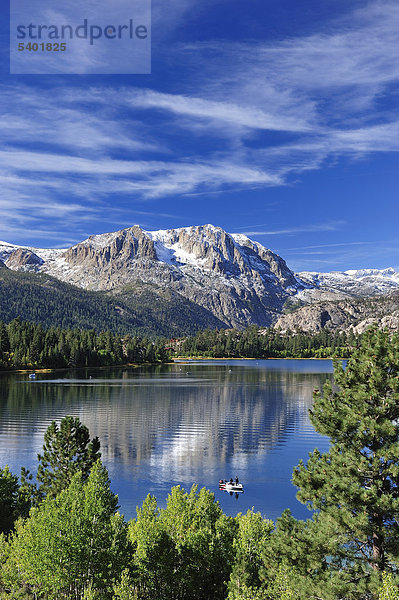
[0,466,30,535]
[128,485,235,600]
[4,462,127,600]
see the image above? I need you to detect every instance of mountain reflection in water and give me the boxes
[0,360,332,520]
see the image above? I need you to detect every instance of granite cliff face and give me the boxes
[57,225,298,328]
[0,224,398,332]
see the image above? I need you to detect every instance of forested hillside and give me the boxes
[0,268,224,337]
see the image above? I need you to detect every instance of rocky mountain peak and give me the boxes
[64,225,157,269]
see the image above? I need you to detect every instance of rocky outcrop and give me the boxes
[351,312,399,335]
[5,249,43,271]
[274,293,399,334]
[56,226,159,291]
[64,226,157,267]
[0,259,7,269]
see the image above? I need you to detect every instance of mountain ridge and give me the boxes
[1,224,398,334]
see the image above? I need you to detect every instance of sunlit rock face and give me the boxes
[5,249,44,272]
[274,292,399,334]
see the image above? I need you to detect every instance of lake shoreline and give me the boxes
[173,356,339,361]
[0,361,172,375]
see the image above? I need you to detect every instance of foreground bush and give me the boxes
[3,462,128,600]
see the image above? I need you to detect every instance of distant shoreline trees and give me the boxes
[175,325,357,359]
[0,318,169,371]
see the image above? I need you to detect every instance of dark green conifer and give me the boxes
[293,327,399,584]
[21,416,101,501]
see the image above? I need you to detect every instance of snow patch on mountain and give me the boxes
[296,268,399,300]
[345,267,399,281]
[146,229,209,270]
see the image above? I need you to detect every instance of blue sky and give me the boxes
[1,0,398,272]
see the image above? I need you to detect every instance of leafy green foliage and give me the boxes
[0,466,30,535]
[268,563,298,600]
[129,485,235,600]
[228,509,273,598]
[227,583,266,600]
[113,570,138,600]
[379,572,399,600]
[4,462,128,600]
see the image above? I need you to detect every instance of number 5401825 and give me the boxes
[18,42,67,51]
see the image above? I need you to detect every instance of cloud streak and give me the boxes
[237,222,345,237]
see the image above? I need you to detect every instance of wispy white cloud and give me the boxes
[280,238,399,272]
[281,241,377,252]
[238,222,345,237]
[130,90,311,133]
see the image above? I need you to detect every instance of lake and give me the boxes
[0,359,333,522]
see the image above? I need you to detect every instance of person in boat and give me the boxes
[235,475,239,485]
[229,478,233,484]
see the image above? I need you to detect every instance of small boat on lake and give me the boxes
[219,479,244,492]
[28,373,36,379]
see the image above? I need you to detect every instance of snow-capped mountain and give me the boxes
[1,224,398,330]
[296,268,399,303]
[0,225,298,328]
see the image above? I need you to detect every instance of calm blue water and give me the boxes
[0,360,333,522]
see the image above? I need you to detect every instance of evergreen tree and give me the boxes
[0,322,10,353]
[22,415,101,501]
[293,328,399,590]
[0,466,30,535]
